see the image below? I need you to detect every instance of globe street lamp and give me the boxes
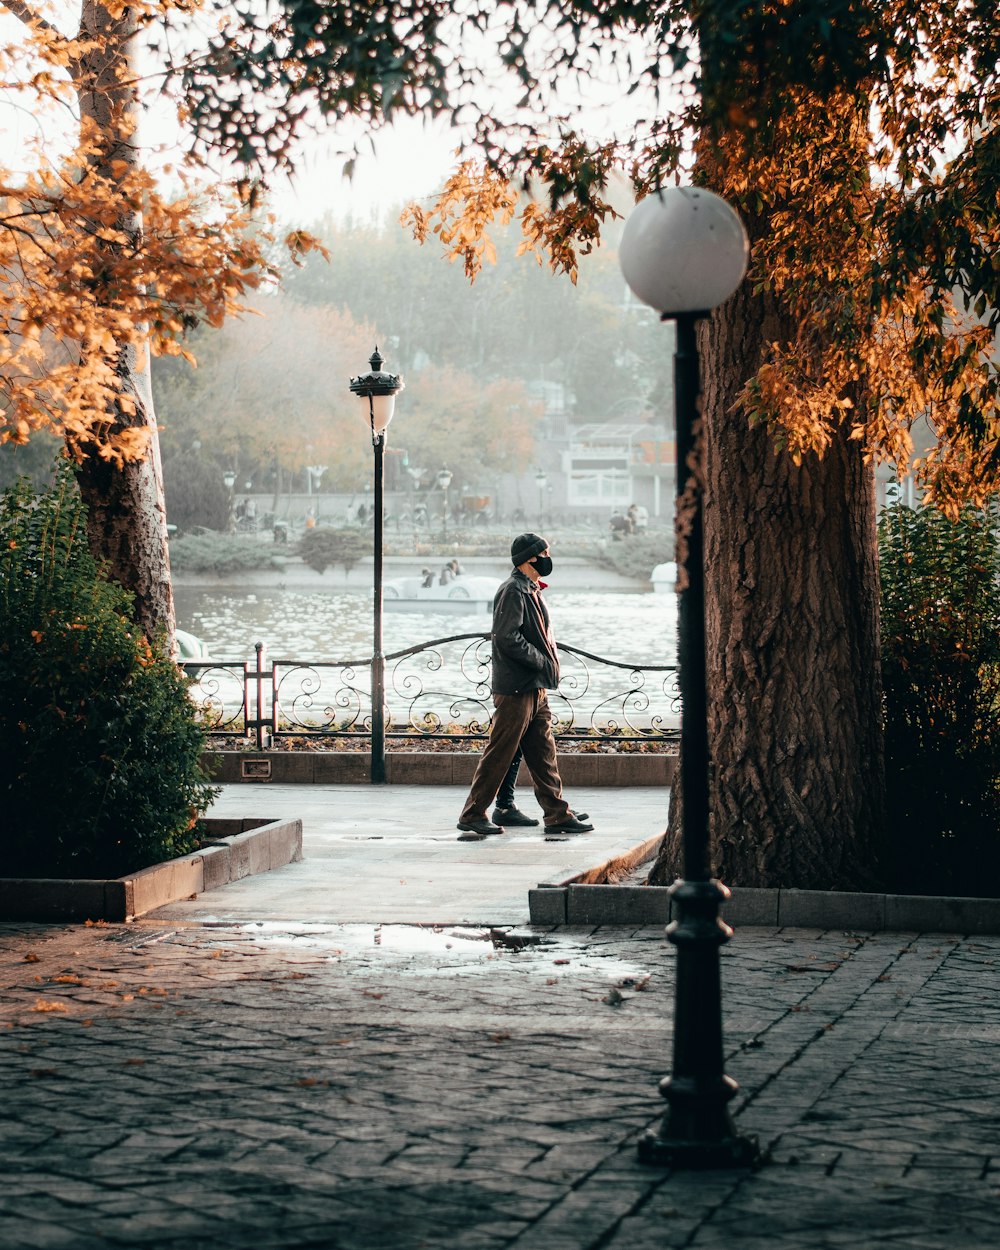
[349,346,404,785]
[436,466,453,539]
[619,187,758,1168]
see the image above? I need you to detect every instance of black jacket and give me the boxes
[491,570,560,695]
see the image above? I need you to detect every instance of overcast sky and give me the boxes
[264,114,464,228]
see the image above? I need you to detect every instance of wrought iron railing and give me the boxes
[181,634,680,753]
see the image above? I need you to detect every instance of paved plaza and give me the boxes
[1,784,998,1249]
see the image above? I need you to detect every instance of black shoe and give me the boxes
[457,817,504,841]
[544,816,594,834]
[491,805,539,827]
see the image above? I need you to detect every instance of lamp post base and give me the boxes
[638,878,762,1171]
[637,1128,761,1169]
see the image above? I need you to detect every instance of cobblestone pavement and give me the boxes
[1,920,998,1250]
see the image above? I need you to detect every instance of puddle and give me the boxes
[151,920,661,985]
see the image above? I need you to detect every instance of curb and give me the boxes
[527,879,1000,934]
[203,750,677,787]
[0,816,303,924]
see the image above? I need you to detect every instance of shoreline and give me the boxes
[170,554,653,595]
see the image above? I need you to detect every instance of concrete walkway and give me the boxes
[1,783,998,1250]
[150,782,668,926]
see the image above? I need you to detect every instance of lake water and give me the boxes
[173,587,681,736]
[173,587,678,666]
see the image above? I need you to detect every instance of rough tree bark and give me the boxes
[649,280,886,891]
[73,0,175,647]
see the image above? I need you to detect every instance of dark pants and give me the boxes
[496,748,522,811]
[460,690,571,827]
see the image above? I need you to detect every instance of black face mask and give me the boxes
[531,555,553,576]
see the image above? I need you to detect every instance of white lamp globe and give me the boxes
[619,187,749,315]
[368,393,397,435]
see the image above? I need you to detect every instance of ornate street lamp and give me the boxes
[349,346,404,784]
[436,466,453,539]
[619,187,758,1168]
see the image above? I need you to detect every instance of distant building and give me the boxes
[563,420,674,518]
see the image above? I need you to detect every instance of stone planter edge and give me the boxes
[201,750,677,787]
[0,816,303,925]
[528,879,1000,934]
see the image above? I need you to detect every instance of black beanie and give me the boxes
[511,532,547,565]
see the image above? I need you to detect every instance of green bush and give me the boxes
[168,530,286,576]
[593,531,674,581]
[0,469,218,877]
[298,526,370,575]
[878,502,1000,895]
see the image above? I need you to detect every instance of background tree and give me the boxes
[154,295,376,508]
[158,452,231,534]
[385,366,538,487]
[152,221,592,506]
[279,204,666,424]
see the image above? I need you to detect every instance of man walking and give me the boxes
[457,533,594,841]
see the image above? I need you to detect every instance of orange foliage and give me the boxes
[705,84,1000,516]
[402,161,519,280]
[402,145,619,285]
[0,0,317,464]
[157,296,378,488]
[399,364,539,481]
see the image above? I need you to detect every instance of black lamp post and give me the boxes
[222,470,236,532]
[436,466,453,539]
[619,187,759,1168]
[535,469,548,522]
[349,346,404,785]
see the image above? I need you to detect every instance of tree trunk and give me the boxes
[72,1,175,647]
[650,281,886,890]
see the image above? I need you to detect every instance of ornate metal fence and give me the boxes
[181,634,680,751]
